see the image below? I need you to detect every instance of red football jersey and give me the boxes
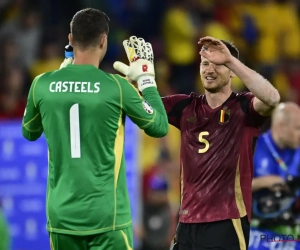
[162,92,267,223]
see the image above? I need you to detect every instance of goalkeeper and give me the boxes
[22,8,168,250]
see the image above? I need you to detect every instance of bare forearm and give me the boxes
[252,175,284,192]
[252,178,267,192]
[226,57,280,107]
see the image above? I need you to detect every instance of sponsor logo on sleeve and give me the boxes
[142,100,153,114]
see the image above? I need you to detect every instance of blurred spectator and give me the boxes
[272,59,298,103]
[0,35,22,71]
[128,0,167,42]
[141,149,173,250]
[0,68,27,120]
[162,0,200,94]
[278,0,300,60]
[29,38,64,80]
[0,0,27,25]
[249,0,281,77]
[230,0,300,81]
[141,175,172,250]
[226,0,259,66]
[143,148,173,201]
[286,59,300,105]
[155,59,172,96]
[139,130,181,223]
[0,6,42,69]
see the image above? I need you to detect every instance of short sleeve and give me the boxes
[238,92,268,128]
[162,94,192,129]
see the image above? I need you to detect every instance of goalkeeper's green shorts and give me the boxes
[49,226,133,250]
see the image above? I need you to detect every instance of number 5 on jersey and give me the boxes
[199,131,209,153]
[70,104,81,158]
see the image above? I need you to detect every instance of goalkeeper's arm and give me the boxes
[113,36,168,137]
[114,75,168,138]
[22,74,44,141]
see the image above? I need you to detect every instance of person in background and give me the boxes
[253,102,300,192]
[141,175,172,250]
[251,102,300,248]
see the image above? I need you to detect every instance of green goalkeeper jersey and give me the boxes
[22,64,168,236]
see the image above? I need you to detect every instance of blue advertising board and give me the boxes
[0,118,140,250]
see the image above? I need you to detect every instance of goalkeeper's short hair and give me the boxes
[70,8,110,50]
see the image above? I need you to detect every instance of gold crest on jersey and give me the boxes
[219,107,230,124]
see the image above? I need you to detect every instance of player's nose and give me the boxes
[206,64,216,73]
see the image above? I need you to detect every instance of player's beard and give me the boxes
[201,76,230,93]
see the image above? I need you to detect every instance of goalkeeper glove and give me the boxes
[59,57,73,69]
[113,36,156,92]
[59,44,74,69]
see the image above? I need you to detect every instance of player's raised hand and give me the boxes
[59,57,73,69]
[59,43,74,69]
[198,36,233,65]
[113,36,156,91]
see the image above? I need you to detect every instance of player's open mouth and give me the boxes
[205,76,217,83]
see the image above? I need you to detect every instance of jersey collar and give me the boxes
[204,92,235,109]
[66,64,98,70]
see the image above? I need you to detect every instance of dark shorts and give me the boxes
[174,216,250,250]
[49,226,133,250]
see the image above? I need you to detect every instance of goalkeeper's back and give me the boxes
[22,63,168,235]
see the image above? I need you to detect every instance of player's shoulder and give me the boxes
[110,74,129,84]
[163,92,201,101]
[232,91,255,114]
[110,74,141,92]
[34,71,51,79]
[234,91,255,101]
[195,93,206,101]
[35,68,65,80]
[32,72,52,85]
[233,91,253,103]
[162,92,202,112]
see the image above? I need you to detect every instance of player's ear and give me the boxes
[99,35,107,49]
[68,33,73,46]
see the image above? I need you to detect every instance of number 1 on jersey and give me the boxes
[70,104,81,158]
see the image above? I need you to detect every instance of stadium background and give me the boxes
[0,0,300,249]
